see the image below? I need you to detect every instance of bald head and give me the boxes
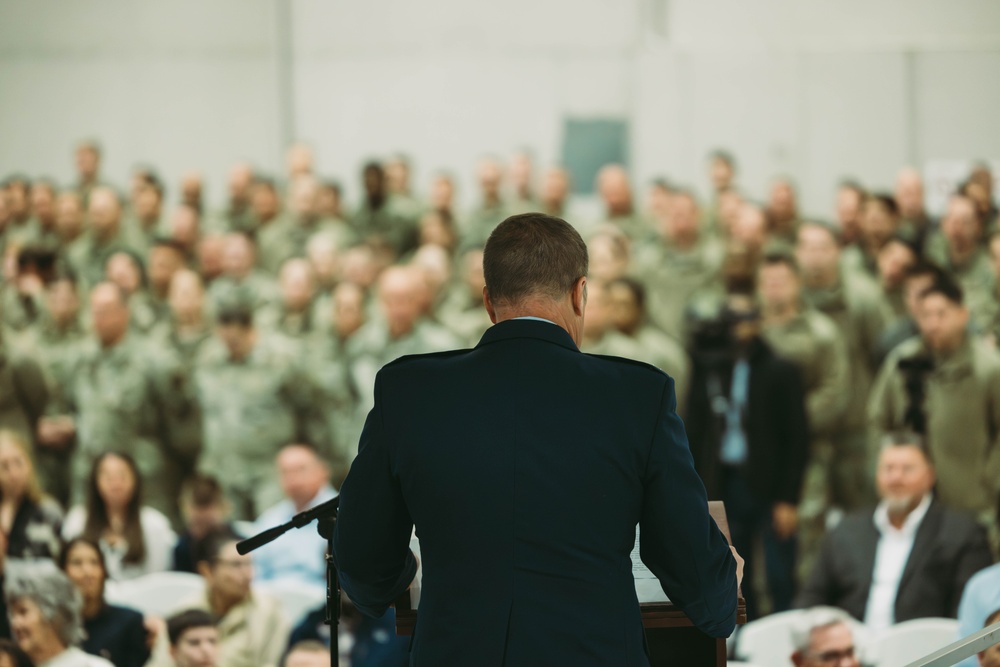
[379,266,423,338]
[279,258,315,311]
[169,269,205,324]
[88,186,122,238]
[90,282,129,347]
[286,143,314,179]
[895,167,925,219]
[597,164,632,215]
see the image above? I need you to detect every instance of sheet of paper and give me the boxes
[631,525,670,603]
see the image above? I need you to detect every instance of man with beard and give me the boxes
[796,433,991,632]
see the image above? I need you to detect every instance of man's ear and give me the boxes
[197,561,211,580]
[571,277,587,317]
[483,287,498,324]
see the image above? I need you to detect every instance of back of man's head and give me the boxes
[483,213,588,307]
[283,640,329,667]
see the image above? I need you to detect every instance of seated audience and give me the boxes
[790,607,861,667]
[252,444,336,590]
[62,451,177,581]
[61,537,151,667]
[166,609,219,667]
[148,527,289,667]
[797,432,992,632]
[4,559,114,666]
[0,429,62,560]
[174,476,231,574]
[957,564,1000,667]
[0,639,32,667]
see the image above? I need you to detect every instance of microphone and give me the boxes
[236,495,340,555]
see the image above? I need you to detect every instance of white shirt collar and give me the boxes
[873,493,933,537]
[512,316,557,325]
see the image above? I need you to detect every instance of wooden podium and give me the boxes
[394,501,745,666]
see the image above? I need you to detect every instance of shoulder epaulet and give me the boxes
[586,352,670,379]
[381,347,473,369]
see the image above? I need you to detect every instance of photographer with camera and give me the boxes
[686,282,810,618]
[869,275,1000,553]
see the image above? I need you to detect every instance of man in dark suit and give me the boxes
[685,284,810,617]
[333,212,742,666]
[796,432,992,630]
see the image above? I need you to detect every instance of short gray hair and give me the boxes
[879,431,933,464]
[4,559,85,646]
[791,607,855,654]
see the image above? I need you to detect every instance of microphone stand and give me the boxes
[237,496,341,666]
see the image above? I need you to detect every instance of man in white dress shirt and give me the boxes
[797,432,992,629]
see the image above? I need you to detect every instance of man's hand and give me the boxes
[772,502,799,540]
[730,546,744,590]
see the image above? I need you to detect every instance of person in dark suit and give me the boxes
[685,284,810,618]
[796,432,993,631]
[333,212,742,666]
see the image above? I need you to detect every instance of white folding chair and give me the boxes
[105,571,205,617]
[868,617,959,667]
[232,520,257,538]
[255,579,327,626]
[735,609,806,665]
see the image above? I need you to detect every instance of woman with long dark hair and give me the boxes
[60,537,151,667]
[62,452,176,581]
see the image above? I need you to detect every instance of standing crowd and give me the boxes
[0,140,998,666]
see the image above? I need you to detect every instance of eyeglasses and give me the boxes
[810,646,856,664]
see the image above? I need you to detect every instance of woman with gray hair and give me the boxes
[4,559,113,667]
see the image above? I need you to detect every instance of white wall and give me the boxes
[0,0,281,205]
[1,0,998,216]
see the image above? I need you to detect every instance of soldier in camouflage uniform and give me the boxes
[796,222,890,510]
[604,277,691,411]
[208,232,280,315]
[69,283,193,525]
[257,176,348,275]
[594,165,648,242]
[17,273,86,507]
[635,191,725,342]
[924,195,994,324]
[305,295,361,486]
[347,266,461,416]
[67,187,143,291]
[352,163,419,260]
[149,268,214,492]
[758,252,850,585]
[438,248,492,348]
[195,289,331,519]
[256,258,321,344]
[464,158,509,247]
